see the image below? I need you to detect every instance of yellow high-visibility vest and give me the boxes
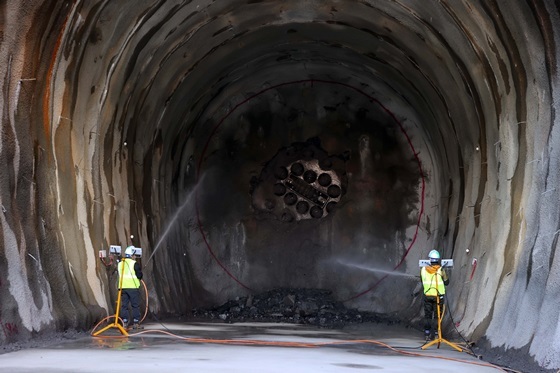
[421,266,446,296]
[118,258,140,289]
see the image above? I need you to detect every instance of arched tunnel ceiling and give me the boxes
[1,0,560,370]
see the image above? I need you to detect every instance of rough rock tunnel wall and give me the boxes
[1,0,560,369]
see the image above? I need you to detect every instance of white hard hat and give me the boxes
[428,250,441,263]
[124,246,136,257]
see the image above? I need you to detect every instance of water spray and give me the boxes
[144,176,205,266]
[336,259,419,279]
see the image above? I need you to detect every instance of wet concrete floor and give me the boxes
[0,322,504,372]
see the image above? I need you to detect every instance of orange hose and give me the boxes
[91,316,506,371]
[140,279,148,323]
[90,276,146,335]
[92,274,506,371]
[118,329,507,371]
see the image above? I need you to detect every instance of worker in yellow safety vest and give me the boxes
[118,246,143,329]
[420,250,449,341]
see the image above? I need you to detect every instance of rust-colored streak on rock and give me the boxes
[42,4,74,140]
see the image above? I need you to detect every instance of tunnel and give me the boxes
[1,0,560,370]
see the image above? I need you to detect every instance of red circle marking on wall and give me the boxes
[195,79,425,298]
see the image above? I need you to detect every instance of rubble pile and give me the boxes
[192,288,396,328]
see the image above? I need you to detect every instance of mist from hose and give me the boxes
[335,259,418,279]
[145,174,206,266]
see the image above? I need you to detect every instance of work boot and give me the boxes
[122,319,129,329]
[424,330,431,342]
[132,319,142,330]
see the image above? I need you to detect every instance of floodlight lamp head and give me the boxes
[419,258,454,268]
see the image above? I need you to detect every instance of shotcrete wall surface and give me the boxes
[1,0,560,370]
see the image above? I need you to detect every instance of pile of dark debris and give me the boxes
[192,288,400,328]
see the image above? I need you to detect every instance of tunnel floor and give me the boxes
[0,322,504,372]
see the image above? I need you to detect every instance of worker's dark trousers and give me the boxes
[423,295,443,336]
[120,288,141,323]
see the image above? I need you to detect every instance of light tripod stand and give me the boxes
[421,292,462,351]
[421,270,462,352]
[93,259,129,337]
